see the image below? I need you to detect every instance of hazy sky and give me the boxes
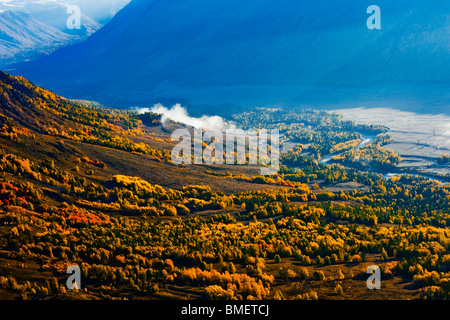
[0,0,131,16]
[0,0,131,23]
[0,0,130,5]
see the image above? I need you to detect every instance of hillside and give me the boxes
[0,71,270,193]
[0,11,78,67]
[0,1,134,67]
[0,0,130,28]
[0,72,450,301]
[15,2,102,38]
[10,0,450,112]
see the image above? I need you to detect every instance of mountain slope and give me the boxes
[0,0,133,66]
[0,0,131,26]
[0,71,270,193]
[11,0,450,112]
[0,11,77,66]
[18,2,102,38]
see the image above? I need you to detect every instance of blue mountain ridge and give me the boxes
[8,0,450,114]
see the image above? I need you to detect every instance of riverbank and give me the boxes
[333,107,450,177]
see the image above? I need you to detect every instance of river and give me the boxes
[318,135,376,164]
[383,172,448,184]
[318,135,449,183]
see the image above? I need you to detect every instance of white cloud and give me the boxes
[135,104,228,131]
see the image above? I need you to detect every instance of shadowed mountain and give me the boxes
[9,0,450,113]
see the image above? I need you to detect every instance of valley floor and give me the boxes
[336,107,450,177]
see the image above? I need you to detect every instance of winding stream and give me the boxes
[319,135,375,165]
[317,135,449,183]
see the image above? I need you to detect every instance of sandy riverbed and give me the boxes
[333,107,450,175]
